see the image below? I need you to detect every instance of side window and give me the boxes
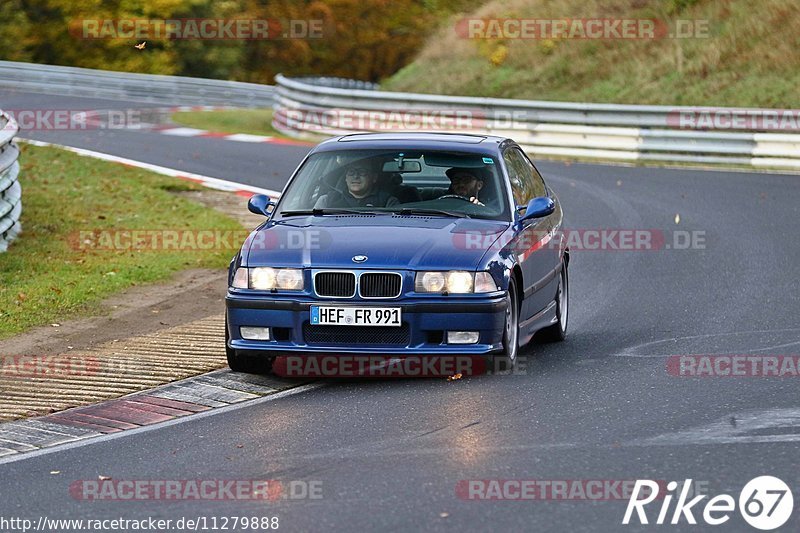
[517,151,547,198]
[503,148,533,205]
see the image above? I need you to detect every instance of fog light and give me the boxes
[240,326,271,340]
[447,331,479,344]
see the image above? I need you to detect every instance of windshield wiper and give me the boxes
[281,208,382,216]
[395,208,470,219]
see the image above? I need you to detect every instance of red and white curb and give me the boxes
[0,371,317,463]
[152,126,313,146]
[80,105,313,146]
[151,125,311,146]
[18,138,283,200]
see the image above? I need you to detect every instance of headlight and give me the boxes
[415,271,496,294]
[416,271,446,292]
[276,268,304,290]
[251,267,277,290]
[231,267,304,291]
[446,271,473,293]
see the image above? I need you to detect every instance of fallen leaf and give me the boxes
[17,292,26,302]
[674,213,681,224]
[446,373,463,382]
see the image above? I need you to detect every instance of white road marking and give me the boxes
[614,327,800,358]
[17,138,282,199]
[629,407,800,446]
[224,133,273,143]
[159,127,209,136]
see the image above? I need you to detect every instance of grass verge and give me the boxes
[171,108,286,138]
[0,144,243,339]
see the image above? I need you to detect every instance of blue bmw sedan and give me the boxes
[225,132,568,375]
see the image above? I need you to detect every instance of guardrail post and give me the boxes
[0,110,21,253]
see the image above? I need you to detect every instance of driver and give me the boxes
[315,163,399,209]
[444,167,485,206]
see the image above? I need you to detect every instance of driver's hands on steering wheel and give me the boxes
[439,193,485,206]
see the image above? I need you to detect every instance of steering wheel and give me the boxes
[438,194,474,203]
[438,194,484,206]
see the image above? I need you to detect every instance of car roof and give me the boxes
[311,132,512,155]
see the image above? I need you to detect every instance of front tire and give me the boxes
[225,319,275,374]
[491,277,520,373]
[538,261,568,342]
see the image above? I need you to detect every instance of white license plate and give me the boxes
[310,306,401,326]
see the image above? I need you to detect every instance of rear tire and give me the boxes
[538,261,568,342]
[225,319,275,374]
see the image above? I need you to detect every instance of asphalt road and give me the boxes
[2,90,799,532]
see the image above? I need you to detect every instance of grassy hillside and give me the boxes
[383,0,799,107]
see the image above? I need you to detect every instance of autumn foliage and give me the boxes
[0,0,480,83]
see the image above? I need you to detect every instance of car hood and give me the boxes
[244,215,509,271]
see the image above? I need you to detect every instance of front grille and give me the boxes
[303,323,410,345]
[360,272,402,298]
[315,272,356,297]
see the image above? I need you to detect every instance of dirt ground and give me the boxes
[0,188,267,420]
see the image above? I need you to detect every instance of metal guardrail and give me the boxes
[0,61,274,107]
[292,76,379,91]
[0,111,21,253]
[273,74,800,169]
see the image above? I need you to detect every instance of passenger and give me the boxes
[315,164,399,208]
[444,167,485,206]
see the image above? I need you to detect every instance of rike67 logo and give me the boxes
[623,477,793,530]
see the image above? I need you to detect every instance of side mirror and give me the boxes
[517,196,555,223]
[247,194,276,217]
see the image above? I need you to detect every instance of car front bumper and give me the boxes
[226,291,508,356]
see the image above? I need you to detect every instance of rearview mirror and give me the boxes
[383,160,422,173]
[247,194,276,217]
[517,196,555,223]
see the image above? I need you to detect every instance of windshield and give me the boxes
[275,149,509,220]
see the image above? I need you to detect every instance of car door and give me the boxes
[502,147,560,319]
